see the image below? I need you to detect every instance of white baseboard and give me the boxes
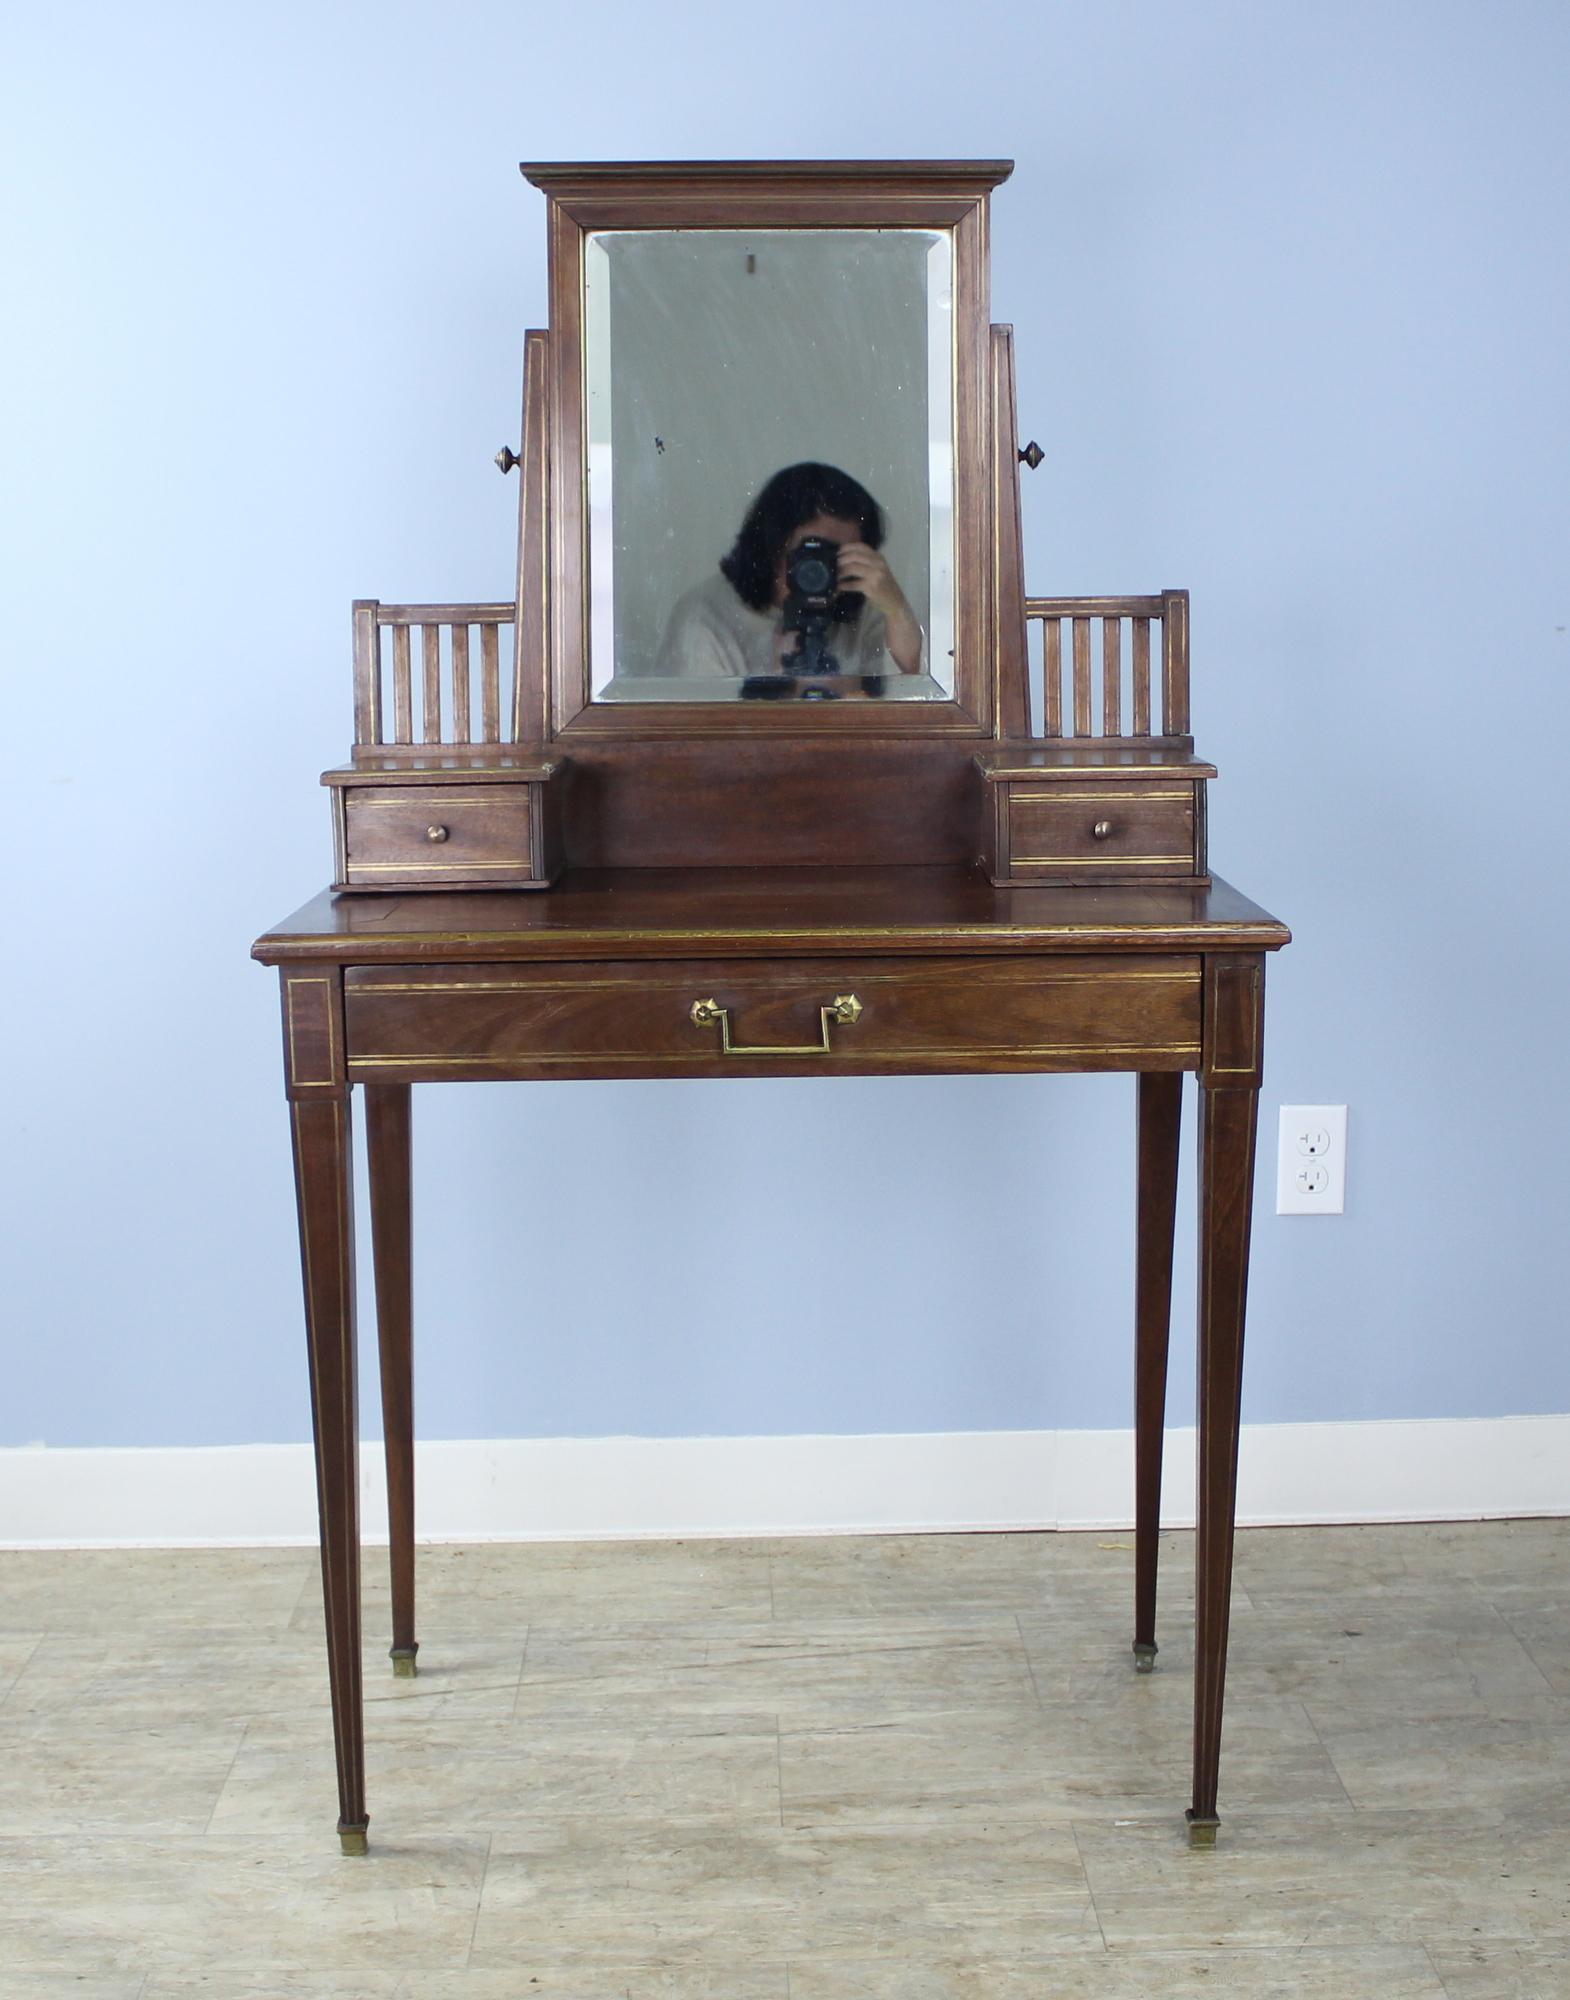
[2,1415,1566,1549]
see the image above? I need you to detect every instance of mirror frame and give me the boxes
[521,159,1014,741]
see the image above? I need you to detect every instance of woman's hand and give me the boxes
[834,542,903,617]
[835,543,923,673]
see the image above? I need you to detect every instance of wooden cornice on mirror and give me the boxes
[518,158,1016,214]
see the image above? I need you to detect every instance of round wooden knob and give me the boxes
[1092,820,1113,840]
[426,824,450,843]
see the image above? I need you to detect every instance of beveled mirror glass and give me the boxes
[584,228,954,703]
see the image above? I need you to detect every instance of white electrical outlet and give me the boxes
[1276,1104,1347,1214]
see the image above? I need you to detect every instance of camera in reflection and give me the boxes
[781,536,843,677]
[738,535,884,699]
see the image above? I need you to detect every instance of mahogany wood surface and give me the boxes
[263,156,1290,1858]
[997,782,1202,886]
[518,159,1016,189]
[1133,1070,1182,1668]
[332,756,562,780]
[280,1005,366,1852]
[260,871,1285,1851]
[340,952,1203,1084]
[1188,953,1267,1841]
[1189,1081,1260,1839]
[512,330,551,745]
[974,748,1216,777]
[365,1084,416,1676]
[343,786,539,887]
[1025,591,1190,745]
[352,603,517,754]
[327,758,566,893]
[528,162,1008,743]
[556,741,982,869]
[989,327,1030,741]
[254,868,1289,966]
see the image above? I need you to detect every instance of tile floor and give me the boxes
[2,1520,1568,1996]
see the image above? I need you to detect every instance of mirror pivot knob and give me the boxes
[1018,440,1044,470]
[495,446,521,474]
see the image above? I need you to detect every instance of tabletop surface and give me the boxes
[253,867,1290,965]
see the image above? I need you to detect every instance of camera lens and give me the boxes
[794,556,832,595]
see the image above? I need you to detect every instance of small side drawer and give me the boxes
[327,765,566,892]
[1010,785,1196,870]
[979,774,1208,887]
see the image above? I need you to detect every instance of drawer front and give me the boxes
[1002,784,1200,882]
[344,955,1203,1081]
[341,786,541,890]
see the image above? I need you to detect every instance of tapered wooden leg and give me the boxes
[289,1092,367,1854]
[366,1083,416,1679]
[1187,1080,1259,1847]
[1133,1071,1182,1673]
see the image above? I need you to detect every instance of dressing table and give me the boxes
[252,159,1289,1854]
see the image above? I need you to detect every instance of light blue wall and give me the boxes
[5,1,1567,1450]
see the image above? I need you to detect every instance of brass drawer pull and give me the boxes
[690,993,862,1056]
[1092,820,1114,840]
[426,824,450,843]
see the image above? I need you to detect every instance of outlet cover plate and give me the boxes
[1276,1104,1348,1214]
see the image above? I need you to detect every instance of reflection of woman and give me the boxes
[648,462,925,679]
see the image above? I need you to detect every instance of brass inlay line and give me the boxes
[1208,963,1263,1076]
[330,1096,361,1813]
[1012,790,1193,803]
[348,1043,1202,1068]
[348,969,1202,996]
[983,764,1213,779]
[349,795,536,809]
[285,976,337,1086]
[348,860,533,873]
[271,922,1288,950]
[1012,856,1192,867]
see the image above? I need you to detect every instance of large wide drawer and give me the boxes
[344,955,1204,1081]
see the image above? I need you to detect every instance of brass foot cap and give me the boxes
[1185,1811,1219,1850]
[1132,1641,1158,1675]
[391,1648,419,1680]
[338,1824,369,1857]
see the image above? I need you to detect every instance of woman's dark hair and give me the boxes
[719,462,884,619]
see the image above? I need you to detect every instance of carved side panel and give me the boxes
[989,325,1030,739]
[513,328,551,745]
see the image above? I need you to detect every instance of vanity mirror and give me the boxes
[583,225,954,703]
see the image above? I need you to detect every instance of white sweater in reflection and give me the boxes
[646,572,911,679]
